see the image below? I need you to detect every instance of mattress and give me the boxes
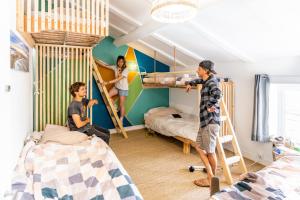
[11,134,143,200]
[211,152,300,200]
[144,107,199,141]
[142,75,193,86]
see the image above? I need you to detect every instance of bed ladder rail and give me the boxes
[216,98,247,184]
[91,58,128,139]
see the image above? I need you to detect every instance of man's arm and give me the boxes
[72,114,90,128]
[87,99,98,108]
[187,78,205,86]
[185,78,204,93]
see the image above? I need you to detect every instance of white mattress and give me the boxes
[143,75,193,86]
[144,107,199,141]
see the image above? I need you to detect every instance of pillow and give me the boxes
[41,124,89,145]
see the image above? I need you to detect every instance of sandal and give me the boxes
[193,178,210,187]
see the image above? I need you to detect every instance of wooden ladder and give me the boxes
[91,58,128,139]
[216,98,247,184]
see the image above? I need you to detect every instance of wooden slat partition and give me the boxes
[34,45,39,131]
[18,0,24,31]
[51,46,54,124]
[48,0,52,30]
[96,0,100,35]
[87,0,91,34]
[105,0,109,36]
[41,0,46,30]
[34,0,38,32]
[17,0,109,37]
[54,0,58,29]
[91,0,95,34]
[60,0,64,30]
[27,0,31,32]
[66,0,70,31]
[76,0,80,32]
[34,44,92,131]
[100,0,104,35]
[82,0,86,33]
[71,0,75,32]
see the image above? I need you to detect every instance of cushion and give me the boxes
[41,124,89,145]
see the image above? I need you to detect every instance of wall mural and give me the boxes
[92,36,170,129]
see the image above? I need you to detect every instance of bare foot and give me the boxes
[193,178,210,187]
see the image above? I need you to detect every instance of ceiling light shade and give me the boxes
[151,0,199,23]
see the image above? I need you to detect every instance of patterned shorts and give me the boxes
[196,124,220,153]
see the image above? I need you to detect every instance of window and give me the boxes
[269,83,300,145]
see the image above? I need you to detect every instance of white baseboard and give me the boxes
[109,125,145,134]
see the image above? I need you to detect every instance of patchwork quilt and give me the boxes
[11,136,143,200]
[211,155,300,200]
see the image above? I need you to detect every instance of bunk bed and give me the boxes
[143,71,235,154]
[142,71,198,88]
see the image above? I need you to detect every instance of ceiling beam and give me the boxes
[114,20,165,46]
[152,33,204,61]
[128,42,173,67]
[110,23,128,35]
[109,5,142,27]
[138,39,187,67]
[189,21,254,62]
[110,22,186,67]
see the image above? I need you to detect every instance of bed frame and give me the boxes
[145,71,235,154]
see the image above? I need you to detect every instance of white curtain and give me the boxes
[252,74,270,142]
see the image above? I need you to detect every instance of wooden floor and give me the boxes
[110,129,264,200]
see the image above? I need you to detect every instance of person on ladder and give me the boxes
[103,55,129,125]
[67,82,110,144]
[185,60,222,187]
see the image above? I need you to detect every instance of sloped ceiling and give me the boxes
[109,0,300,67]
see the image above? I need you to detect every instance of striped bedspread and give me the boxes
[212,155,300,200]
[11,137,143,200]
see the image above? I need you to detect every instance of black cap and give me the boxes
[199,60,216,74]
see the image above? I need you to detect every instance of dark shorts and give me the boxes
[196,124,220,153]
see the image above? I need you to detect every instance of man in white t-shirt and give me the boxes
[103,56,129,124]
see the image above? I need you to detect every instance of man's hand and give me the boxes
[186,85,192,93]
[88,99,98,107]
[207,106,216,113]
[85,117,90,124]
[93,99,98,105]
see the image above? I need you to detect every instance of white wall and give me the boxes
[0,1,33,197]
[170,56,300,165]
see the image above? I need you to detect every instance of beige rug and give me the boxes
[110,129,264,200]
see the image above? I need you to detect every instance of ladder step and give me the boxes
[220,116,227,121]
[219,135,233,143]
[226,156,240,165]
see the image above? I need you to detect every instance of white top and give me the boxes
[115,67,129,90]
